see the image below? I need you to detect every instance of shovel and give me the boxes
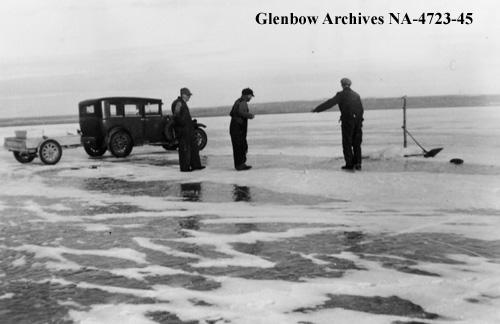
[402,127,443,158]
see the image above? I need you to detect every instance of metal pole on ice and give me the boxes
[402,96,407,148]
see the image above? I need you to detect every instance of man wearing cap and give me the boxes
[171,88,205,172]
[311,78,364,171]
[229,88,255,171]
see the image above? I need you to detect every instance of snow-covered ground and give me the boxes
[1,106,499,324]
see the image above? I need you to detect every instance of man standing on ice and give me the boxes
[230,88,255,171]
[171,87,205,172]
[311,78,364,171]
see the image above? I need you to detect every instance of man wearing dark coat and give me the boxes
[229,88,255,171]
[171,88,205,172]
[312,78,364,171]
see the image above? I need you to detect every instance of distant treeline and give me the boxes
[194,94,500,117]
[1,94,499,127]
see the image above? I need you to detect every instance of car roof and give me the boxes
[79,97,162,106]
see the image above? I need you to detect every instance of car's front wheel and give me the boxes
[195,128,207,151]
[108,131,133,158]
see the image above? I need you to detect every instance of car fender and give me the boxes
[194,122,206,128]
[37,138,58,151]
[106,127,134,146]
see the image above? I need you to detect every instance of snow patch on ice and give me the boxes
[0,293,15,300]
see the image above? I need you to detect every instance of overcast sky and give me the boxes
[1,0,499,118]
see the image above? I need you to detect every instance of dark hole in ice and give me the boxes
[294,294,440,319]
[178,216,201,231]
[81,178,343,205]
[233,185,252,202]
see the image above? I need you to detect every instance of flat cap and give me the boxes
[242,88,254,97]
[180,88,193,96]
[340,78,352,85]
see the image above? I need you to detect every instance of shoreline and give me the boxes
[1,94,499,128]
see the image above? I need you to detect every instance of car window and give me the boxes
[80,104,95,115]
[85,105,94,114]
[125,104,140,117]
[145,103,161,115]
[109,103,122,117]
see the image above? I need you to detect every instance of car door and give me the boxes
[123,103,144,144]
[142,102,164,142]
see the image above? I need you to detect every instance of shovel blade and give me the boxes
[424,148,443,158]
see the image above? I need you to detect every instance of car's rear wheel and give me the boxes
[108,131,133,158]
[39,140,62,165]
[83,144,107,157]
[13,151,36,163]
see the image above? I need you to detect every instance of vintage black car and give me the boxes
[79,97,207,158]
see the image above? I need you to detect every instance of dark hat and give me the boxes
[180,87,193,96]
[340,78,352,86]
[242,88,254,97]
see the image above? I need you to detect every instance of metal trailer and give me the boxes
[3,130,82,165]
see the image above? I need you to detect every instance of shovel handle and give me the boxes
[401,127,427,152]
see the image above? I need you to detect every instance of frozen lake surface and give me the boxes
[1,107,500,324]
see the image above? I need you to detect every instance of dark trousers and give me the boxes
[178,129,202,171]
[230,122,248,168]
[341,118,363,167]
